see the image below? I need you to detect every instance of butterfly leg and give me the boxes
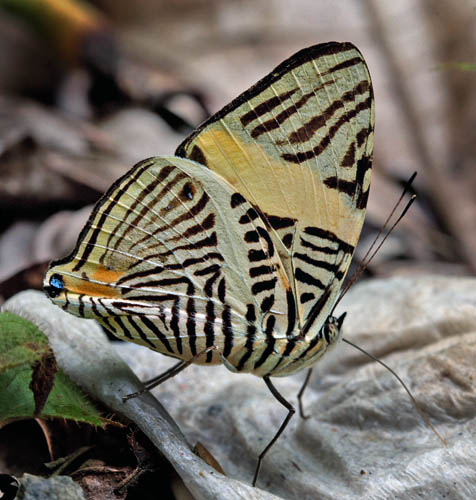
[123,345,218,402]
[253,376,295,487]
[297,367,313,419]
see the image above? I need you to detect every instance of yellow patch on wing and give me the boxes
[195,128,361,244]
[195,129,293,215]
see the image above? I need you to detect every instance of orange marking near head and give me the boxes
[66,266,125,298]
[68,280,122,298]
[92,266,124,284]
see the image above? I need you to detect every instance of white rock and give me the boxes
[5,275,476,499]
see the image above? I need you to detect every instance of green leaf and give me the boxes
[0,311,106,426]
[0,311,51,371]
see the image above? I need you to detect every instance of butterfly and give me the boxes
[44,41,374,485]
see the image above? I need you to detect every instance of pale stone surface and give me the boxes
[116,275,476,499]
[18,474,85,500]
[5,275,476,499]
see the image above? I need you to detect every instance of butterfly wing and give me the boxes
[44,156,292,369]
[177,41,374,339]
[45,42,374,377]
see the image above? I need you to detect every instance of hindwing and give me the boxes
[45,157,292,368]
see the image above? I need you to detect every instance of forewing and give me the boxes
[177,41,374,336]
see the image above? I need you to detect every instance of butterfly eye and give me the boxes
[322,321,332,343]
[45,273,64,298]
[322,317,341,344]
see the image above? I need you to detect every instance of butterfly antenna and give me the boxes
[359,172,417,268]
[352,193,416,284]
[331,172,417,315]
[342,337,447,446]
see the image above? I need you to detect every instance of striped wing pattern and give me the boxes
[45,156,295,372]
[177,41,374,349]
[44,41,374,378]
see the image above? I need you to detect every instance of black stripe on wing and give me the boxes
[176,42,364,157]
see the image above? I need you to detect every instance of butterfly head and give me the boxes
[321,312,346,346]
